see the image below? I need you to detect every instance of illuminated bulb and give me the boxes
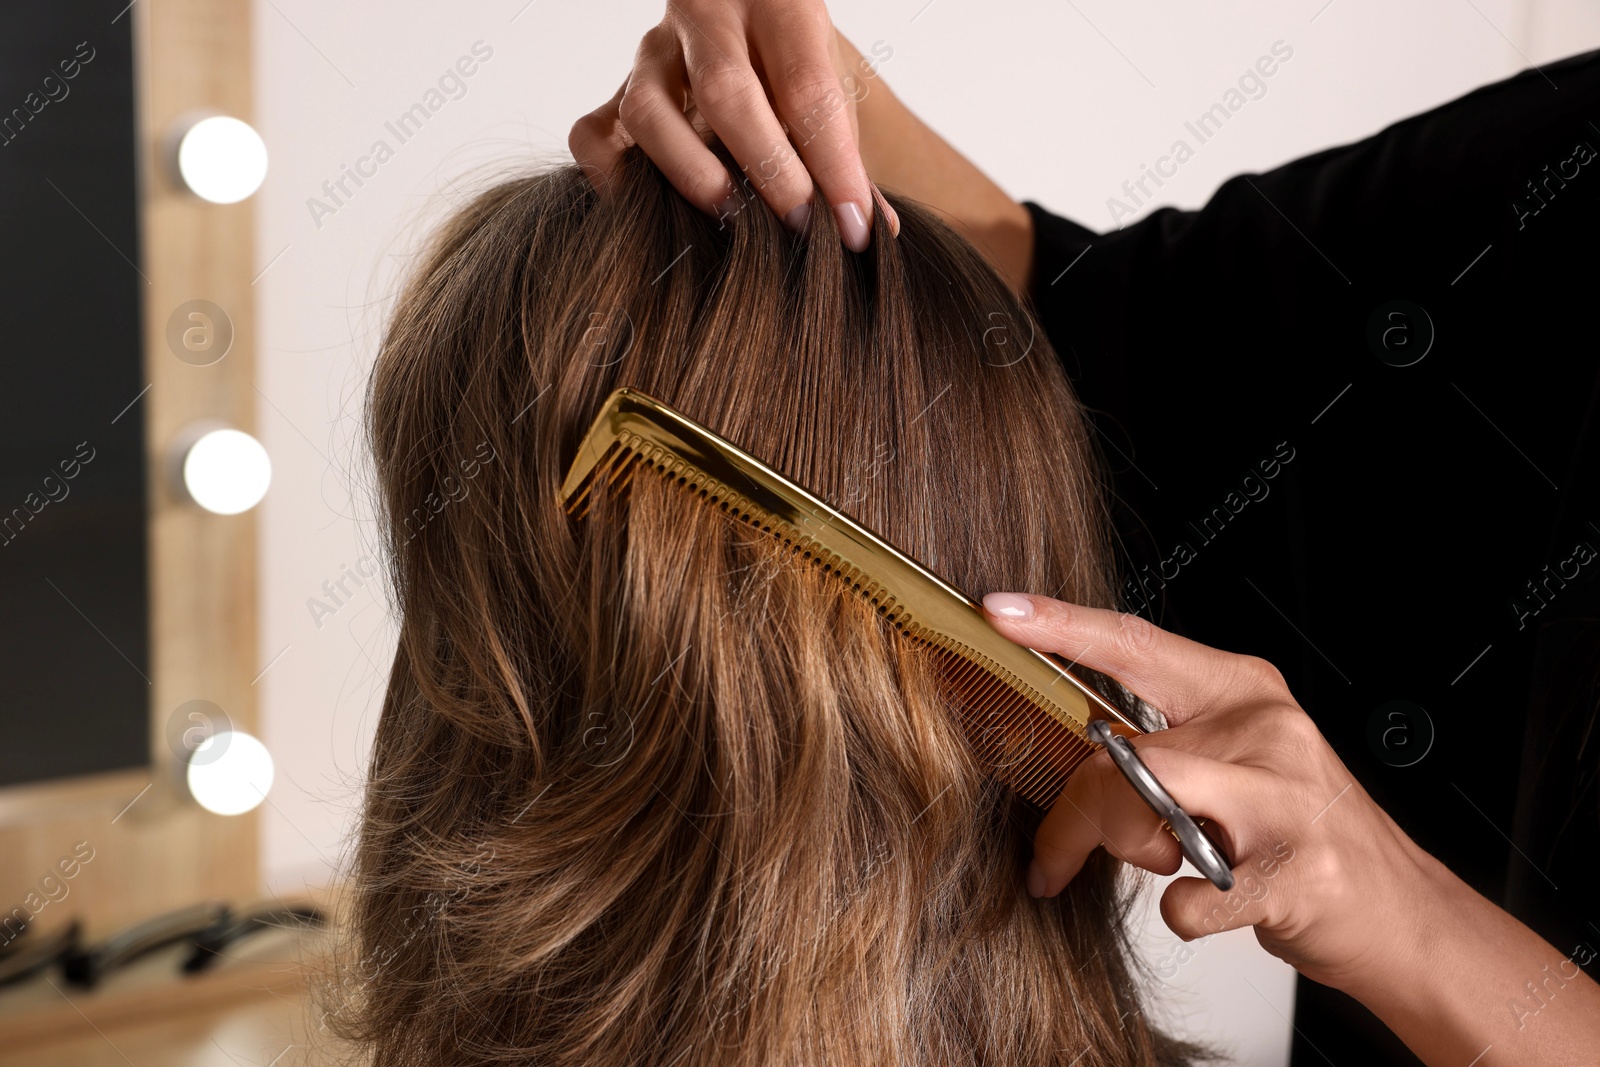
[180,428,272,514]
[186,731,274,816]
[174,116,268,204]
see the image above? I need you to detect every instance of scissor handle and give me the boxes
[1087,720,1235,891]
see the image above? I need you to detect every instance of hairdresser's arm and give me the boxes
[847,33,1034,291]
[979,593,1600,1067]
[570,1,1033,289]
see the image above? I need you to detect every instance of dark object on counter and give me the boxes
[62,902,228,989]
[182,904,325,974]
[0,921,81,989]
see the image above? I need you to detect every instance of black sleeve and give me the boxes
[1023,48,1600,1067]
[1028,46,1600,429]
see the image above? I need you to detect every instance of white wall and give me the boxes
[251,2,1599,1062]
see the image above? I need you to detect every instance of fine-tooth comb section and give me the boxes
[558,388,1145,808]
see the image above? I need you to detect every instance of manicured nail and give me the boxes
[983,592,1034,620]
[1026,858,1047,898]
[783,201,811,234]
[871,183,900,238]
[835,201,870,252]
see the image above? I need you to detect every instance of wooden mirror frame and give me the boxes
[0,0,260,944]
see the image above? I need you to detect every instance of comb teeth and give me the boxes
[569,432,1095,808]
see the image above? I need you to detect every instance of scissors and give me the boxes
[1087,719,1235,891]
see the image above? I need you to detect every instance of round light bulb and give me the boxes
[175,116,268,204]
[186,730,274,816]
[181,428,271,514]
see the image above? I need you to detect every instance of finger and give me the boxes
[569,78,635,197]
[981,593,1281,725]
[1033,744,1262,897]
[670,15,820,234]
[617,27,740,218]
[1028,748,1180,898]
[1160,835,1297,940]
[871,182,900,238]
[749,9,876,249]
[1162,876,1256,939]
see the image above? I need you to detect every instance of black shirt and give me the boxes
[1025,47,1600,1066]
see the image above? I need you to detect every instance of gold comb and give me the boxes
[556,387,1146,808]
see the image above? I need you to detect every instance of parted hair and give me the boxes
[338,145,1202,1066]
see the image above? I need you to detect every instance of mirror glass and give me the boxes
[0,6,147,788]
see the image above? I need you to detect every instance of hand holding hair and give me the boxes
[574,0,1039,287]
[981,592,1600,1067]
[568,0,895,250]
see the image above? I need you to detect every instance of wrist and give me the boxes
[1332,826,1460,1003]
[1331,833,1529,1064]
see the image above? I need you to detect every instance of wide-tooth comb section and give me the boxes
[570,433,1099,806]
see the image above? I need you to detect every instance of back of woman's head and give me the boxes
[347,147,1195,1066]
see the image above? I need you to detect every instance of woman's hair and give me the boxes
[339,146,1201,1066]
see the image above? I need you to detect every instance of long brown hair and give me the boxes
[338,146,1200,1066]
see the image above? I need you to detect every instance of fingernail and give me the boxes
[983,592,1034,620]
[835,201,870,252]
[783,201,811,234]
[1026,858,1048,898]
[716,193,741,221]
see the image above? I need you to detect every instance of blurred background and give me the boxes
[1,0,1596,1063]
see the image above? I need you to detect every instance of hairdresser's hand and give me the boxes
[980,592,1420,989]
[980,592,1600,1067]
[569,0,896,251]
